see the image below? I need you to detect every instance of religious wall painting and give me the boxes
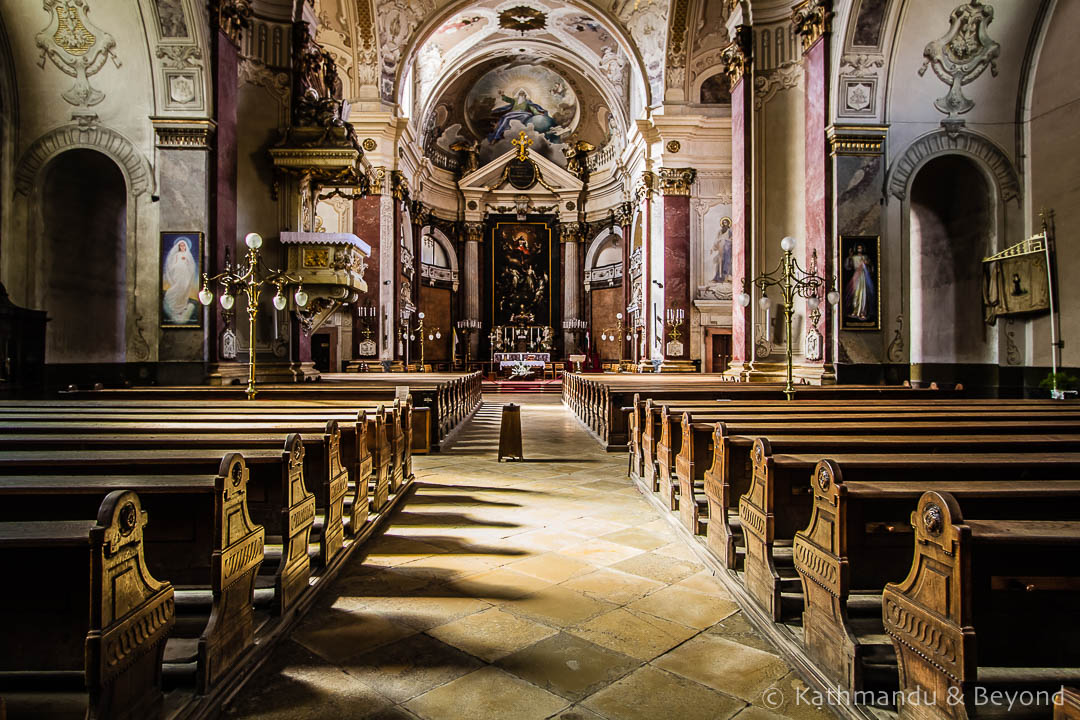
[160,231,203,327]
[699,73,731,104]
[153,0,190,39]
[466,64,579,167]
[491,222,552,327]
[697,204,733,301]
[852,0,889,48]
[839,235,880,331]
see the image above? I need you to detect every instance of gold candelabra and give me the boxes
[599,312,630,369]
[737,236,837,400]
[199,232,308,399]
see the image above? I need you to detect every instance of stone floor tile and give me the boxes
[556,538,647,567]
[674,570,735,598]
[706,612,782,656]
[292,608,417,664]
[447,566,555,602]
[405,666,569,720]
[568,607,699,661]
[750,672,837,720]
[558,567,665,605]
[652,540,703,563]
[360,535,447,567]
[334,592,492,631]
[427,607,558,662]
[653,634,790,702]
[496,632,641,701]
[582,666,746,720]
[628,584,739,630]
[501,584,617,629]
[223,641,395,720]
[597,527,671,551]
[609,551,701,585]
[507,552,596,583]
[341,633,484,703]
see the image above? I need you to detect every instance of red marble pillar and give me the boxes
[724,28,754,368]
[208,18,241,363]
[352,194,381,358]
[659,169,696,362]
[795,1,832,367]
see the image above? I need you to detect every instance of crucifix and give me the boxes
[512,131,533,161]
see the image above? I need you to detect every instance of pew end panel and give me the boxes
[319,420,347,565]
[87,490,176,720]
[705,422,740,569]
[656,405,680,511]
[199,453,265,694]
[274,434,315,616]
[740,438,784,621]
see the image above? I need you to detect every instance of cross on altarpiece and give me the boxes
[512,131,532,161]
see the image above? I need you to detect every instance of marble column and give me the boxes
[207,7,245,364]
[617,202,634,362]
[723,27,754,373]
[635,173,656,369]
[562,222,584,355]
[352,193,382,359]
[463,222,483,359]
[659,169,697,366]
[793,0,833,371]
[371,168,396,361]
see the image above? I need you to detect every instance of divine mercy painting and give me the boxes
[161,231,202,327]
[840,235,880,330]
[492,222,551,327]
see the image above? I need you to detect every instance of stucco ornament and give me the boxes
[918,0,999,117]
[35,0,120,107]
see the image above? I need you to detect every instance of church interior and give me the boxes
[2,0,1080,718]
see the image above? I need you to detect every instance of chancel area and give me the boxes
[1,0,1080,719]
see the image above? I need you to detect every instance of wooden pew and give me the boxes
[0,490,175,720]
[0,422,351,568]
[689,416,1080,568]
[794,460,1080,693]
[882,491,1080,720]
[741,442,1080,621]
[0,453,264,694]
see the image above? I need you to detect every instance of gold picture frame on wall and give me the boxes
[839,235,880,331]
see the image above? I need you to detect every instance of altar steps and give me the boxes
[482,379,563,394]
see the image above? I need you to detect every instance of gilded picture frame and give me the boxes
[160,231,204,328]
[839,235,880,331]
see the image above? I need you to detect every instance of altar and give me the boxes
[494,352,550,369]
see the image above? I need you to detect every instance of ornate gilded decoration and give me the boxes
[562,140,595,181]
[791,0,831,53]
[391,170,408,201]
[35,0,120,107]
[826,125,886,156]
[659,167,697,196]
[362,137,377,151]
[666,140,681,154]
[635,171,657,202]
[369,166,386,195]
[720,25,752,88]
[209,0,252,46]
[303,248,331,268]
[153,118,215,149]
[292,22,351,133]
[511,130,532,161]
[559,222,583,244]
[464,222,484,244]
[919,0,1000,117]
[498,6,547,33]
[665,0,691,90]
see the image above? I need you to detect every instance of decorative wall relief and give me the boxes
[838,53,883,116]
[753,62,802,110]
[918,0,999,117]
[35,0,120,108]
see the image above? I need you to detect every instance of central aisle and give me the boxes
[225,395,826,720]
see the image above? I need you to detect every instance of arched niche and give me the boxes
[41,149,128,363]
[908,154,997,368]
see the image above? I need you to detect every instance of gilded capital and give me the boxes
[614,201,635,226]
[369,166,386,195]
[635,171,657,202]
[720,25,753,88]
[391,170,408,202]
[464,222,484,243]
[659,167,697,196]
[210,0,252,46]
[792,0,831,53]
[559,222,583,243]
